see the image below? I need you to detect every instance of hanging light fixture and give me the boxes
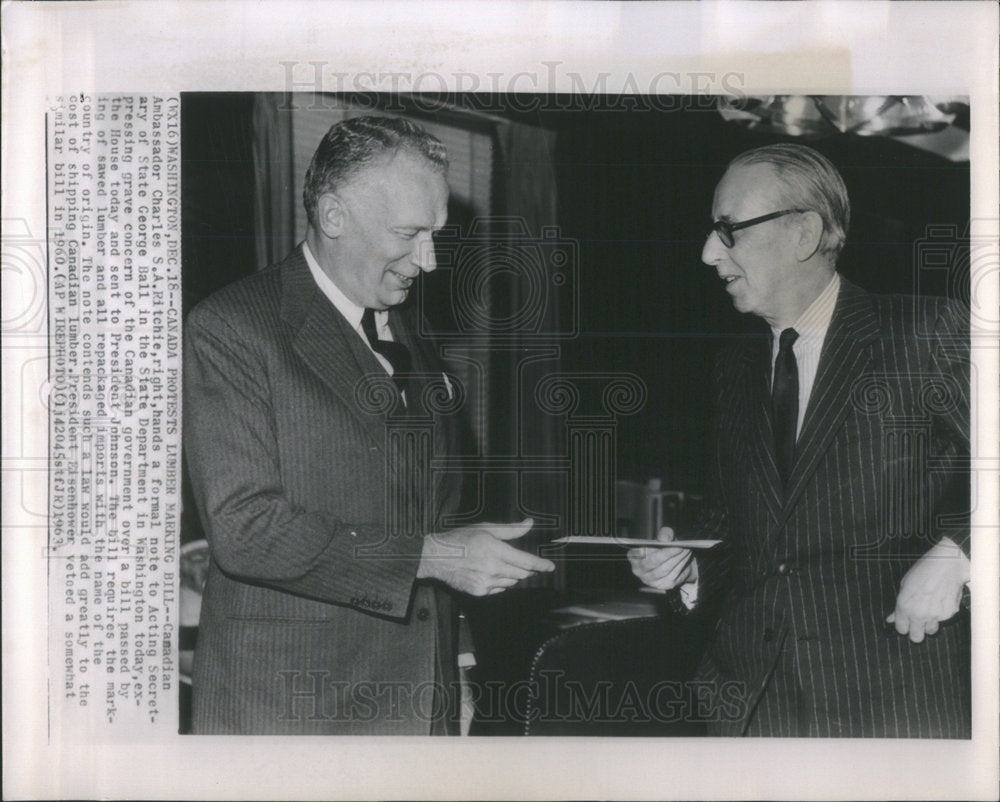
[717,95,969,159]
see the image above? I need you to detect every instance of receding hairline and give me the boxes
[718,145,850,261]
[713,161,789,213]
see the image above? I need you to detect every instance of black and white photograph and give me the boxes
[179,91,974,739]
[3,2,998,800]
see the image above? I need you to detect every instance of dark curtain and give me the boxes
[489,120,564,583]
[251,93,297,270]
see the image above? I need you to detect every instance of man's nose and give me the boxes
[701,229,725,266]
[412,234,437,272]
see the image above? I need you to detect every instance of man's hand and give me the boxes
[417,518,555,597]
[887,538,970,644]
[627,527,698,591]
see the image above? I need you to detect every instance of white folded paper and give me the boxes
[551,536,721,549]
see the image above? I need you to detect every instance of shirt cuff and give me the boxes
[938,535,971,586]
[678,579,699,609]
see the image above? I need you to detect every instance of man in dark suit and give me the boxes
[629,143,970,737]
[184,115,554,734]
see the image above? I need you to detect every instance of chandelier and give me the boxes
[717,95,969,159]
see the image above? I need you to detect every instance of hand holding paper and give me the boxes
[419,517,555,597]
[627,526,699,591]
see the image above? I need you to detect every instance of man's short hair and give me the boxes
[728,143,851,263]
[303,115,449,227]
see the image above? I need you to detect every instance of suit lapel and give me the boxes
[391,306,455,524]
[279,248,392,455]
[741,332,785,522]
[781,279,879,514]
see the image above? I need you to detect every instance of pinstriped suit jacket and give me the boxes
[694,279,970,737]
[184,246,463,734]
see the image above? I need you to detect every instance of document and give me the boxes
[551,536,721,549]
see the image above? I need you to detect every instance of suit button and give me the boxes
[763,627,775,642]
[777,562,796,576]
[416,607,430,621]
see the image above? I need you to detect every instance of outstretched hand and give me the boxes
[418,518,555,596]
[887,538,970,643]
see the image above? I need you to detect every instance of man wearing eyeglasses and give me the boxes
[629,143,970,737]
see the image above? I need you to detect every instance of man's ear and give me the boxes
[795,211,824,261]
[316,192,347,238]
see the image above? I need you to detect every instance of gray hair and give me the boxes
[303,115,448,227]
[728,143,850,262]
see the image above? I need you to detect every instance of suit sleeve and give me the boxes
[184,307,420,618]
[927,298,971,557]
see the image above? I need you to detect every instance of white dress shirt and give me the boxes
[302,242,455,404]
[769,273,840,438]
[303,241,397,377]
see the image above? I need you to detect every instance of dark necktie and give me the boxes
[772,327,799,491]
[361,307,412,395]
[361,308,425,535]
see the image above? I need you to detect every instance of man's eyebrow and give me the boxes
[395,222,446,234]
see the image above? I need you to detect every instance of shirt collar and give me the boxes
[303,241,386,334]
[770,273,840,345]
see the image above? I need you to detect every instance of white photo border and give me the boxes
[2,2,998,800]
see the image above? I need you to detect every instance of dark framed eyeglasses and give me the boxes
[710,209,809,248]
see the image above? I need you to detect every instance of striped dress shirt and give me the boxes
[769,273,840,438]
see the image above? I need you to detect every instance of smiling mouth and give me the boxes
[390,270,415,287]
[721,276,741,285]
